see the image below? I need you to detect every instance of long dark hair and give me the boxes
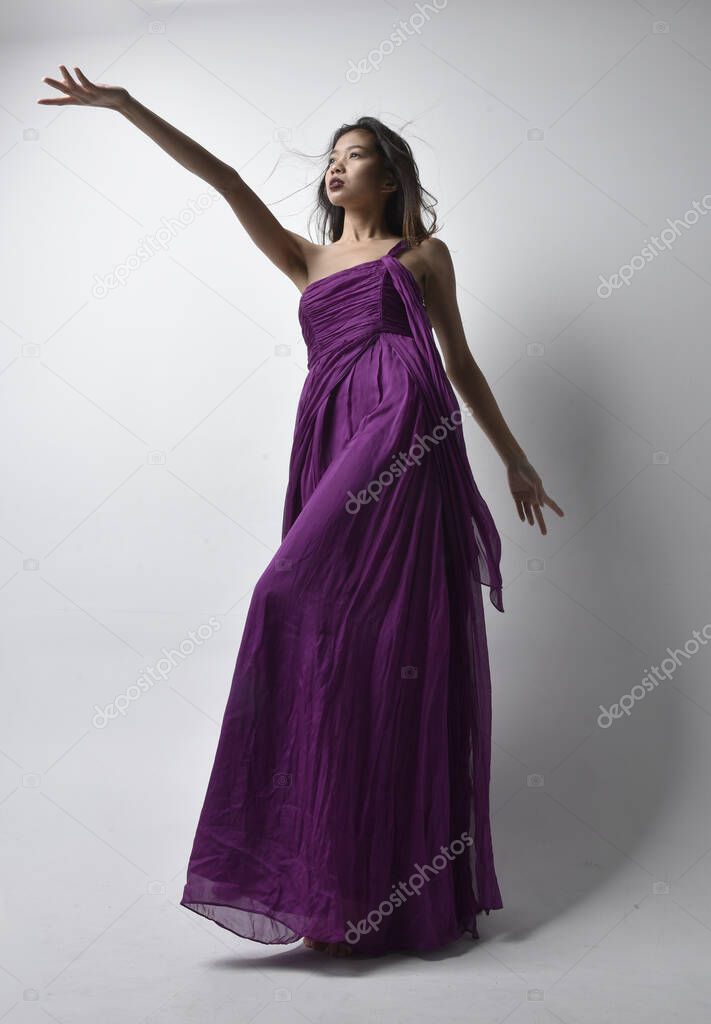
[308,117,438,248]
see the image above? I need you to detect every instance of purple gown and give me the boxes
[180,237,505,955]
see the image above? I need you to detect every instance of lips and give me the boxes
[329,178,344,190]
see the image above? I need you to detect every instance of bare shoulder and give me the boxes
[416,235,454,276]
[405,236,455,305]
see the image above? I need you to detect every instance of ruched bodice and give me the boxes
[299,252,415,368]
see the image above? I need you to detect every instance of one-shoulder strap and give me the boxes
[387,237,410,257]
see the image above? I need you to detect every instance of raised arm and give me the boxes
[37,65,310,288]
[421,237,564,535]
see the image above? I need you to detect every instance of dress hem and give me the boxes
[179,896,501,955]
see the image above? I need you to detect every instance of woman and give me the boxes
[39,67,563,958]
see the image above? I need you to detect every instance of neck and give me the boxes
[336,210,394,244]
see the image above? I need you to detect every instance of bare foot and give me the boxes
[323,940,352,957]
[302,936,352,956]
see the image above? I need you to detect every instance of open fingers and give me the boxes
[523,500,546,534]
[513,492,534,525]
[514,493,549,535]
[41,75,73,96]
[523,499,548,535]
[38,66,80,105]
[543,491,564,517]
[73,66,95,88]
[533,503,547,535]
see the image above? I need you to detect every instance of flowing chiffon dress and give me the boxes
[180,238,505,955]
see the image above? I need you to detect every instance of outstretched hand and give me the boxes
[506,455,564,536]
[37,65,128,110]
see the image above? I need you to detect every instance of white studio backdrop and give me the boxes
[2,0,711,1021]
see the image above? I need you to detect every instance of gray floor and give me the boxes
[3,605,710,1021]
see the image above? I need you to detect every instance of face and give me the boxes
[325,129,396,205]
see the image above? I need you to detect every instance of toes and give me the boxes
[302,936,352,955]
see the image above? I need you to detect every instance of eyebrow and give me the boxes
[329,144,367,155]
